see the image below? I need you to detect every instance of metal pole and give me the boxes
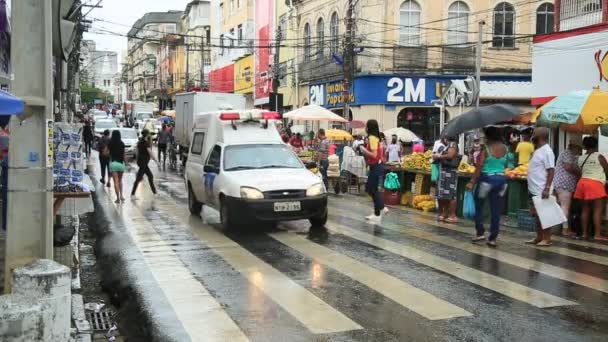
[342,0,354,122]
[475,20,485,109]
[185,43,190,92]
[200,36,205,89]
[4,0,54,292]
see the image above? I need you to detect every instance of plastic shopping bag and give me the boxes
[383,172,401,190]
[463,191,476,220]
[431,163,440,183]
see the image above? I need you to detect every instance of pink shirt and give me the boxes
[413,143,424,153]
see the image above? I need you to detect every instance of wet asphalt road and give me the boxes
[90,157,608,342]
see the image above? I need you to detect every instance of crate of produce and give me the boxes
[516,209,536,231]
[413,173,431,195]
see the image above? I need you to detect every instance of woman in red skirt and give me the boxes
[574,136,608,241]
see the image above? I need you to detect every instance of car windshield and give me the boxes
[137,113,153,120]
[95,120,117,129]
[118,129,137,139]
[224,144,303,171]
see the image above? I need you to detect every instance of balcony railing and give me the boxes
[560,0,603,31]
[298,56,342,83]
[393,46,428,71]
[441,46,475,72]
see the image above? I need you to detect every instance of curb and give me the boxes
[88,186,190,342]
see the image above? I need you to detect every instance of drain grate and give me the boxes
[86,310,114,331]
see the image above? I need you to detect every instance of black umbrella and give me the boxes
[441,104,524,137]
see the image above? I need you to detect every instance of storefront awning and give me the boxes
[0,90,24,115]
[480,80,532,101]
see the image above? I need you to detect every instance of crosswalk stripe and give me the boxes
[109,200,250,342]
[324,222,576,308]
[269,232,473,320]
[408,213,608,267]
[400,203,608,253]
[151,200,363,334]
[329,207,608,294]
[330,201,608,265]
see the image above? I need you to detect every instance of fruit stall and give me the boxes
[396,152,529,218]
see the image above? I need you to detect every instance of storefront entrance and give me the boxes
[397,107,440,144]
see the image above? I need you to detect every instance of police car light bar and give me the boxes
[219,113,241,121]
[262,112,281,120]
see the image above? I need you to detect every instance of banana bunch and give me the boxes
[403,152,432,171]
[418,201,436,212]
[458,161,476,174]
[505,164,528,179]
[413,195,433,209]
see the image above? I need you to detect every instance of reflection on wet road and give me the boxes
[94,162,608,342]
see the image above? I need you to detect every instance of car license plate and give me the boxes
[274,201,301,212]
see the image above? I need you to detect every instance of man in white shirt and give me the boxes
[526,127,556,247]
[386,134,402,162]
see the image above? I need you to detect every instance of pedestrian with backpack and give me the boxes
[98,129,111,187]
[131,129,158,199]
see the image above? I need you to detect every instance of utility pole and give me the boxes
[200,35,205,89]
[185,43,190,92]
[475,20,485,109]
[5,0,54,291]
[271,25,282,111]
[342,0,355,121]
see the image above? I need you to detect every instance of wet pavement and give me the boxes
[89,157,608,342]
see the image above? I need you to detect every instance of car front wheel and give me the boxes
[188,185,202,215]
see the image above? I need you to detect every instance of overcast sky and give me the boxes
[83,0,192,65]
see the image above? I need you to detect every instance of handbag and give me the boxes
[431,163,440,182]
[383,172,401,191]
[463,191,476,219]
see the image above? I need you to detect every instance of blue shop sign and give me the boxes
[309,75,464,108]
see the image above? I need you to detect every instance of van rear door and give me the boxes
[187,130,207,202]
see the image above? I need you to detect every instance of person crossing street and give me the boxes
[131,129,158,199]
[157,123,171,170]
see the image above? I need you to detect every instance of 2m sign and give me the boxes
[386,77,426,103]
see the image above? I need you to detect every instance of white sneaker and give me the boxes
[383,207,389,215]
[367,215,382,224]
[365,214,375,221]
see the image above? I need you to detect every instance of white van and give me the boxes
[185,110,328,229]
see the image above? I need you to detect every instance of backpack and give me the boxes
[98,138,110,158]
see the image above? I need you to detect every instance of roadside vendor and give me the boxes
[289,133,304,151]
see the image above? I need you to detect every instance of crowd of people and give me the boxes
[431,126,608,247]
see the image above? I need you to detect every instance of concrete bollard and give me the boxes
[12,259,71,341]
[0,294,44,341]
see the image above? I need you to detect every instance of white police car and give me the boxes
[185,110,328,230]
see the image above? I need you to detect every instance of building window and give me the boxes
[399,1,421,46]
[230,0,234,13]
[582,1,602,13]
[536,3,555,35]
[219,3,224,20]
[304,23,311,62]
[237,24,243,44]
[316,18,325,60]
[447,1,469,45]
[493,2,515,48]
[330,12,339,55]
[230,28,235,47]
[237,0,240,9]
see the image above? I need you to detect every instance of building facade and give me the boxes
[292,0,549,140]
[209,0,255,103]
[532,0,608,150]
[79,40,119,100]
[182,0,212,91]
[126,11,183,102]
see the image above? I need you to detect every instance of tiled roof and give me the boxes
[480,80,532,99]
